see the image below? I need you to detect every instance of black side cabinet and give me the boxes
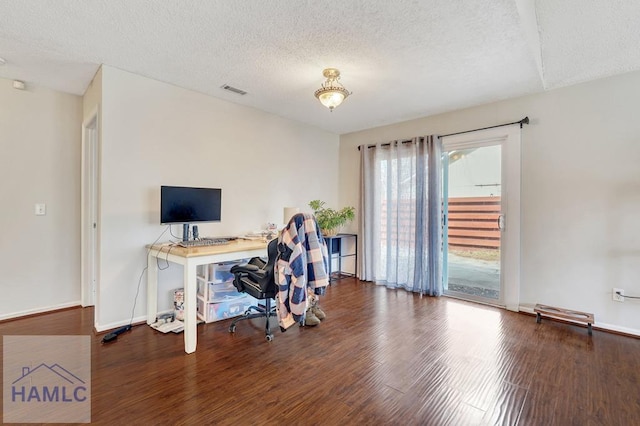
[323,233,357,282]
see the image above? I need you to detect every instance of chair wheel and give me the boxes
[265,334,273,341]
[229,324,236,333]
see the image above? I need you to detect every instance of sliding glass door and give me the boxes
[443,143,504,305]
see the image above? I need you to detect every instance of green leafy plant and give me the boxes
[309,200,355,236]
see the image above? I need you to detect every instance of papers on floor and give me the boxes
[149,319,184,334]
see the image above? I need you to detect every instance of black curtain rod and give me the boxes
[442,116,529,137]
[357,116,529,150]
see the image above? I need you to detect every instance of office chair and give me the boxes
[228,238,278,341]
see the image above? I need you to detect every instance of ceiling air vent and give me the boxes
[220,84,247,95]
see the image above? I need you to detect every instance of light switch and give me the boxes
[35,203,46,216]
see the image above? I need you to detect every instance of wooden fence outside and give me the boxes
[378,196,501,250]
[447,196,501,249]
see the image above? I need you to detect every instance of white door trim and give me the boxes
[81,106,100,309]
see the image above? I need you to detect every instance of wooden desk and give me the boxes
[147,239,268,354]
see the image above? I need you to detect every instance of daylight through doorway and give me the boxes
[443,144,502,304]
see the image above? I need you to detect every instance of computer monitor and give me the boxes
[160,186,221,240]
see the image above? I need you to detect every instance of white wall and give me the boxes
[96,66,339,330]
[0,78,82,319]
[340,70,640,335]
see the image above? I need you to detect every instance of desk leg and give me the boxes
[326,238,333,283]
[338,243,342,278]
[146,252,158,325]
[183,262,198,354]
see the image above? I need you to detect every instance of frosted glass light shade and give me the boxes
[317,90,346,110]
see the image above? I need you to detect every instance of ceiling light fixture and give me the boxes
[314,68,351,111]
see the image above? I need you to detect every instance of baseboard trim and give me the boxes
[519,305,640,338]
[0,301,82,323]
[94,315,147,333]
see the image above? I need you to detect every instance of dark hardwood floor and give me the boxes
[2,279,640,425]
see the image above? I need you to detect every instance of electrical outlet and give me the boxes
[613,288,625,302]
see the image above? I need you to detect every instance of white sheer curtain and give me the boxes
[360,136,442,295]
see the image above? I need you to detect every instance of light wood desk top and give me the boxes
[148,239,269,258]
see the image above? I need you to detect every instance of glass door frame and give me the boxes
[441,125,521,312]
[442,142,505,307]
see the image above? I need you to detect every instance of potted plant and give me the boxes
[309,200,355,236]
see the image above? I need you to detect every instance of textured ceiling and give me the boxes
[0,1,639,134]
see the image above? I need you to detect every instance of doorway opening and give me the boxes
[443,144,503,304]
[81,109,99,309]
